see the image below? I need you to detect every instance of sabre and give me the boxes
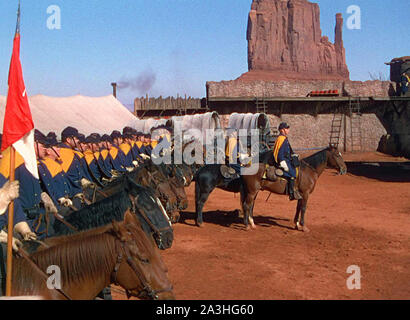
[265,192,272,202]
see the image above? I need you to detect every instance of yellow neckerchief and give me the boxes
[100,149,109,160]
[405,74,410,83]
[0,147,26,179]
[42,157,63,178]
[225,137,238,162]
[130,141,135,147]
[151,140,158,149]
[119,143,131,156]
[136,141,143,149]
[93,151,100,160]
[110,146,119,160]
[74,150,84,159]
[143,142,149,147]
[58,147,75,173]
[273,135,287,163]
[83,150,96,166]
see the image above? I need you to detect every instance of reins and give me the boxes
[110,227,173,300]
[17,248,73,300]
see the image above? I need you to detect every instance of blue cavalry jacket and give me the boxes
[273,134,296,179]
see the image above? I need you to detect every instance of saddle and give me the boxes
[262,164,285,182]
[220,165,238,179]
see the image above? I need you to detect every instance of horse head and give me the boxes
[111,211,175,300]
[326,145,347,175]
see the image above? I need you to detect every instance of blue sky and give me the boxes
[0,0,408,109]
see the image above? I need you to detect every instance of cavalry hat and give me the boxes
[34,129,51,146]
[61,126,79,140]
[101,134,113,143]
[122,132,133,140]
[46,132,59,146]
[77,133,86,144]
[90,133,102,143]
[122,126,134,135]
[278,122,290,130]
[85,135,98,144]
[110,130,122,139]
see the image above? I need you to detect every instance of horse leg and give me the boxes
[195,183,213,227]
[296,196,310,233]
[300,199,310,232]
[294,199,302,230]
[242,193,256,230]
[248,194,258,230]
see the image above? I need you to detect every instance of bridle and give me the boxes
[110,225,173,300]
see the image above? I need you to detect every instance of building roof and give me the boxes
[385,56,410,65]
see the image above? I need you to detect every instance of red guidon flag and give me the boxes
[1,27,38,179]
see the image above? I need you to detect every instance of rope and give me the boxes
[293,146,327,152]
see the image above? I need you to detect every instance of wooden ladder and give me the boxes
[255,97,267,114]
[329,110,343,148]
[349,97,363,152]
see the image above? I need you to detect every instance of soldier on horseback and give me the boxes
[273,122,302,201]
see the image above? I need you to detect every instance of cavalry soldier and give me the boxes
[89,133,112,181]
[273,122,302,201]
[122,127,143,163]
[0,145,40,242]
[82,135,105,184]
[151,125,172,159]
[400,72,410,96]
[222,128,250,179]
[110,130,133,171]
[143,134,153,156]
[134,132,151,159]
[105,133,127,174]
[99,134,119,176]
[59,127,94,200]
[0,177,36,296]
[118,132,136,171]
[35,130,73,215]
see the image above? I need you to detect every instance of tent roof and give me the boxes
[0,94,140,137]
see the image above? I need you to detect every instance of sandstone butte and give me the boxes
[238,0,350,82]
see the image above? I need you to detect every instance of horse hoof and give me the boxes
[295,222,303,231]
[245,225,251,231]
[251,224,257,230]
[302,226,310,233]
[234,209,243,218]
[196,222,204,228]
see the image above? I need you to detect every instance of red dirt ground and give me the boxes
[113,154,410,300]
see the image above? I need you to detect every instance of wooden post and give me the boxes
[6,146,16,296]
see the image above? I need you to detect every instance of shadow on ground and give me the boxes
[179,210,293,230]
[346,162,410,183]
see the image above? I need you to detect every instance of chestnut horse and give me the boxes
[241,146,347,232]
[12,211,174,300]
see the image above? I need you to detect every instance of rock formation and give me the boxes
[240,0,350,81]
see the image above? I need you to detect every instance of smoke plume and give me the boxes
[117,69,156,94]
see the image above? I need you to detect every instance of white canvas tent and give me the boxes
[0,94,140,137]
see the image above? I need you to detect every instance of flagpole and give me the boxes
[5,147,16,296]
[5,0,21,297]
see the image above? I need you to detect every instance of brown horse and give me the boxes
[241,146,347,232]
[12,211,175,300]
